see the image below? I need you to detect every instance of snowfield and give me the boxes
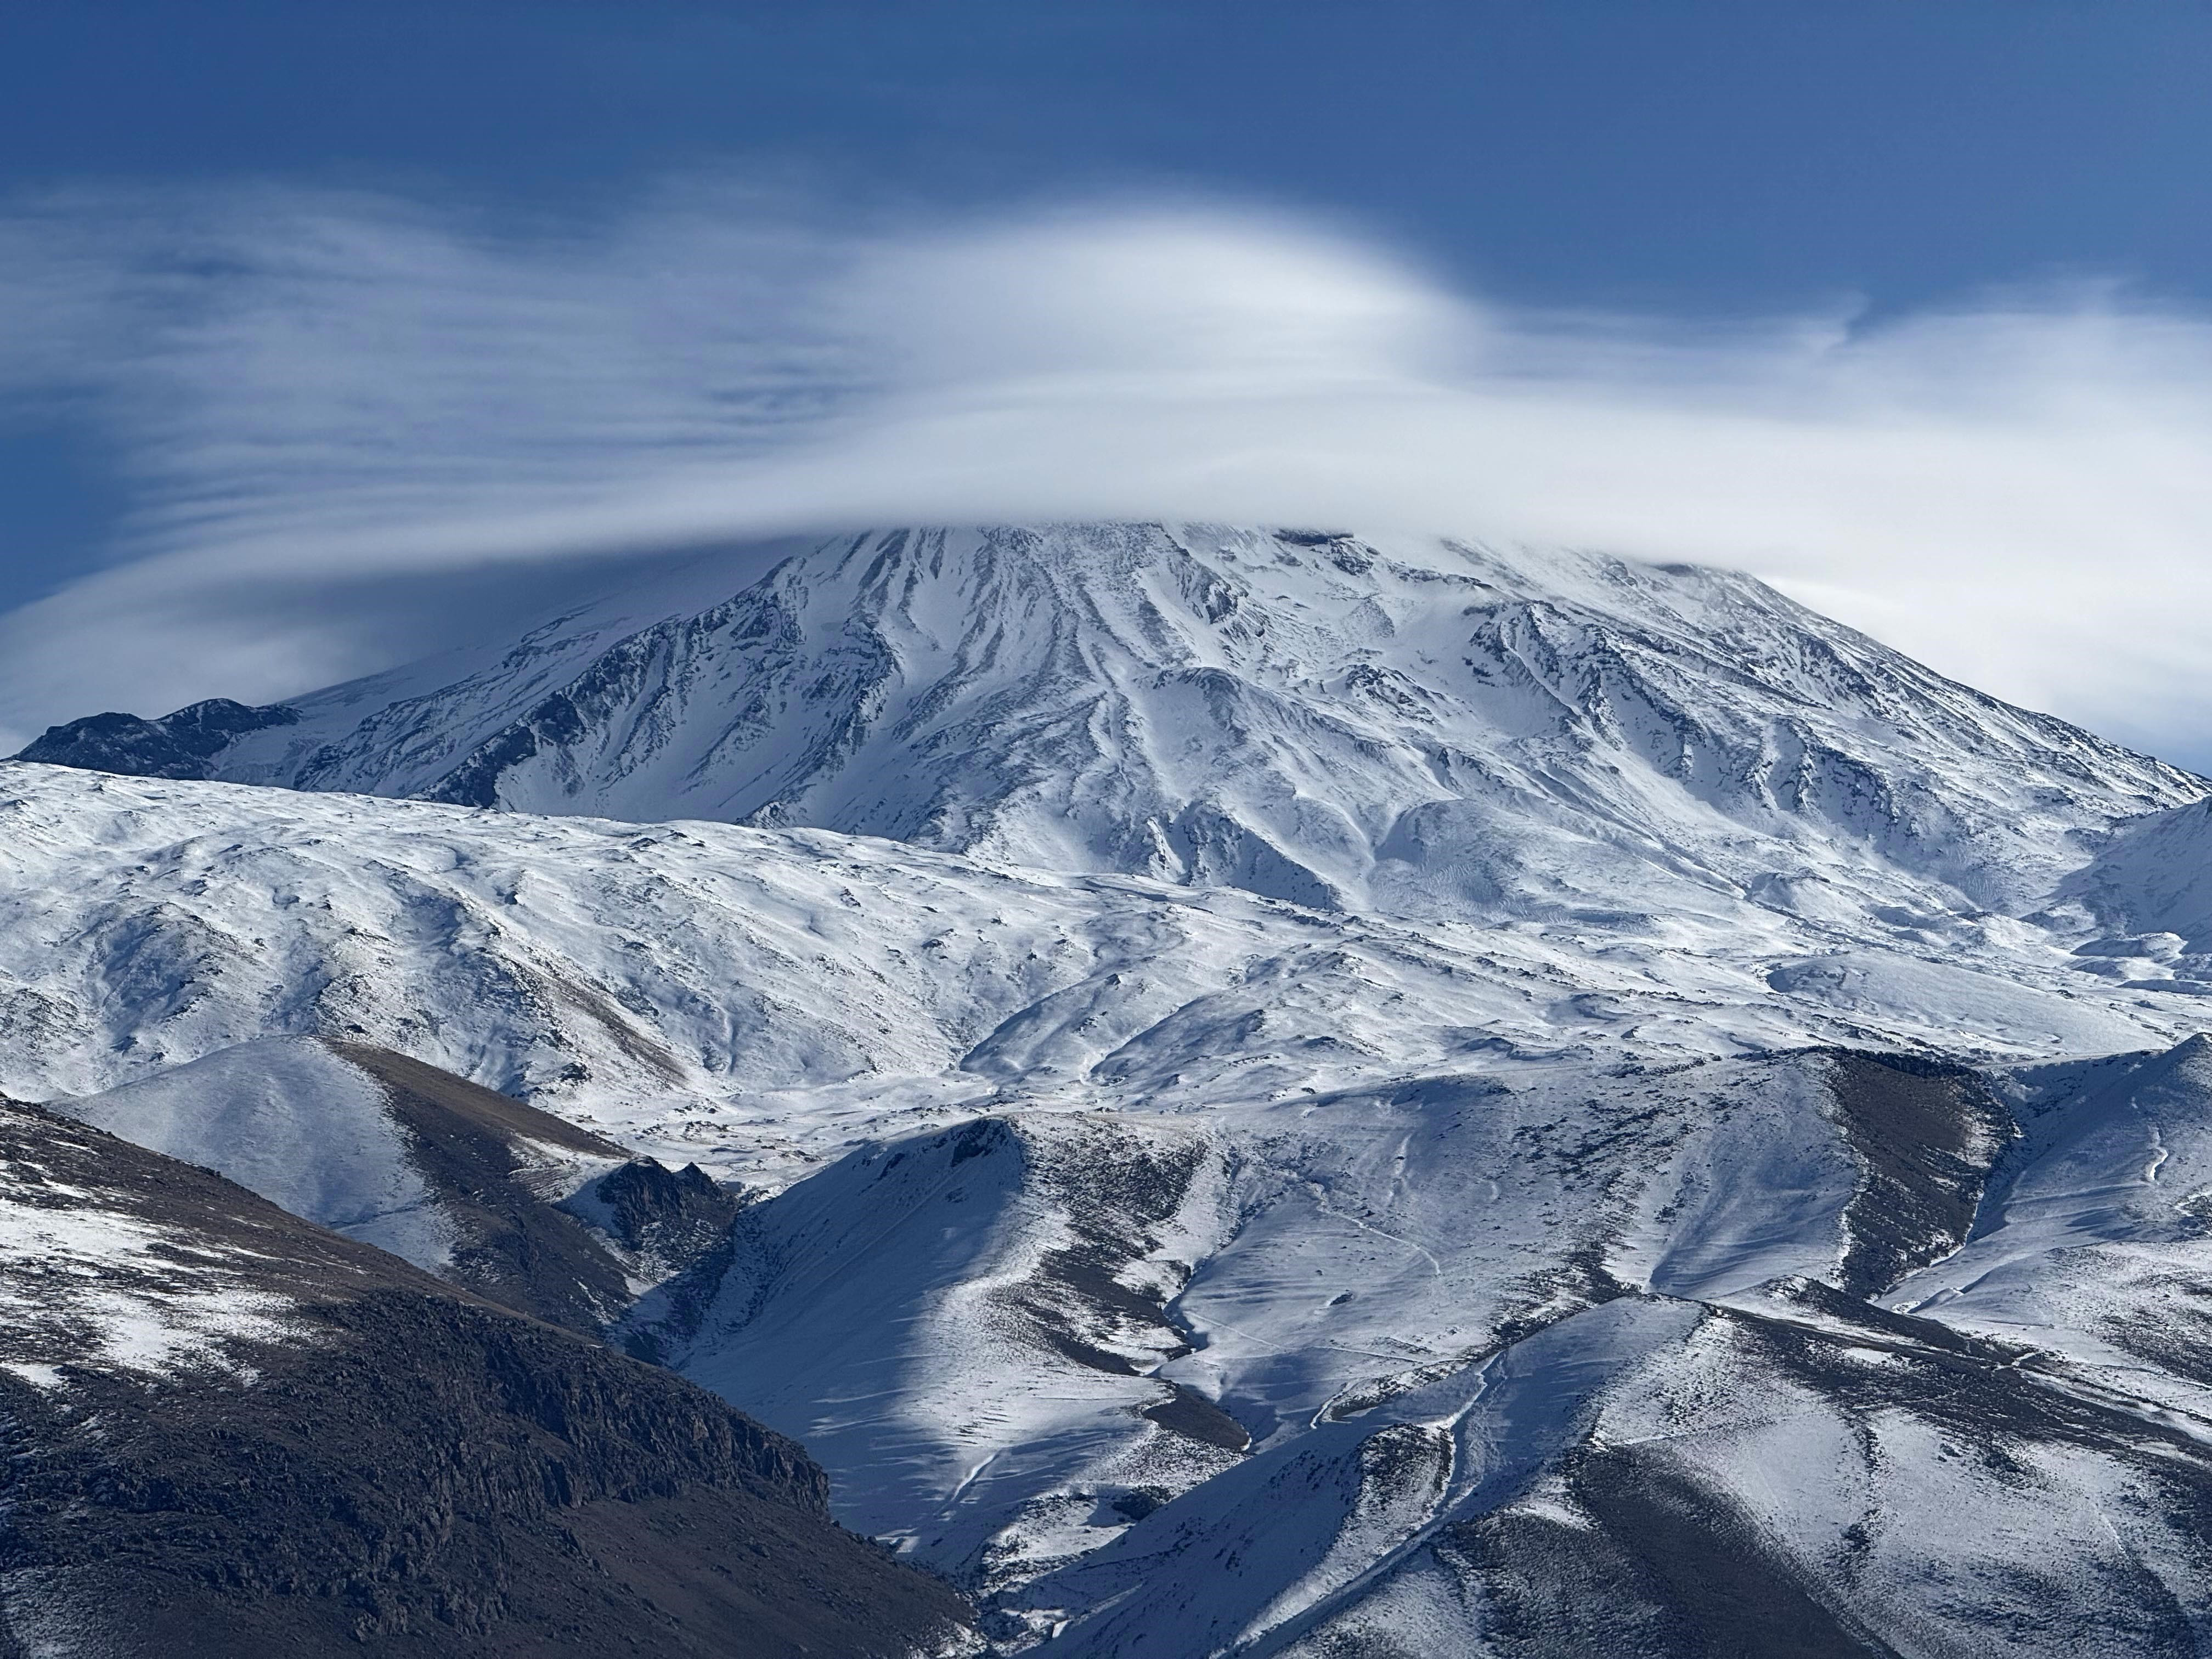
[9,524,2212,1654]
[0,762,2198,1187]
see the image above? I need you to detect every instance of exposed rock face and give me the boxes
[572,1154,748,1277]
[18,696,297,780]
[0,1096,972,1656]
[1813,1047,2015,1296]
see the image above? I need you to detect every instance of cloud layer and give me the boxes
[4,184,2212,762]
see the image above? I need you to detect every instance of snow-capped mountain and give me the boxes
[10,523,2212,1654]
[21,525,2201,929]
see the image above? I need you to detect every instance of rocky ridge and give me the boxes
[0,1093,971,1656]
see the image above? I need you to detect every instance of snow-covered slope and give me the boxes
[60,1037,469,1266]
[647,1046,2212,1654]
[20,526,2200,928]
[0,763,2198,1190]
[2057,793,2212,952]
[1030,1278,2212,1659]
[1886,1033,2212,1418]
[647,1113,1238,1590]
[54,1036,743,1333]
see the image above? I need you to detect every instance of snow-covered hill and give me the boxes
[5,758,2211,1648]
[0,762,2197,1187]
[61,1037,517,1269]
[57,1036,736,1332]
[646,1045,2212,1654]
[1886,1033,2212,1417]
[20,526,2201,928]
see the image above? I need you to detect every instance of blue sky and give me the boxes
[5,3,2212,755]
[12,4,2210,307]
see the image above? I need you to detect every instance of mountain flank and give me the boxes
[0,1095,972,1656]
[19,524,2200,928]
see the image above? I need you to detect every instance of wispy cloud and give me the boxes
[4,183,2212,762]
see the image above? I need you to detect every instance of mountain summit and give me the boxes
[20,524,2201,928]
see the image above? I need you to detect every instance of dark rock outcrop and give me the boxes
[16,696,294,780]
[1814,1048,2017,1295]
[577,1155,747,1271]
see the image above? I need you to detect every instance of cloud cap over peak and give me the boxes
[2,184,2210,764]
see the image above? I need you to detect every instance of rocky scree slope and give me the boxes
[0,1095,972,1657]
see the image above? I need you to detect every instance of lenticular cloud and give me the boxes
[4,183,2212,760]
